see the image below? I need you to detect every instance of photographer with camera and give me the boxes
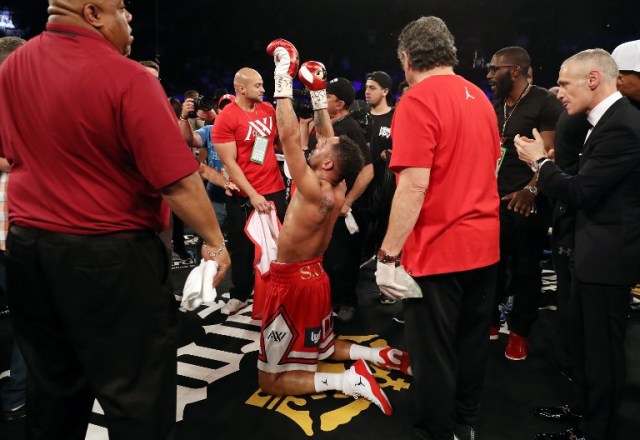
[183,89,214,131]
[180,94,216,164]
[179,95,239,231]
[306,77,373,323]
[166,93,215,260]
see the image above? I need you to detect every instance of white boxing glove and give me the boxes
[266,38,299,99]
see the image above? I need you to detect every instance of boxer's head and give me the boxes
[309,135,363,183]
[48,0,133,56]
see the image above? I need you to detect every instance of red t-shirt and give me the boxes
[0,24,198,234]
[390,75,501,276]
[212,101,284,196]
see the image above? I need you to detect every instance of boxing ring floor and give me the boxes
[1,249,639,439]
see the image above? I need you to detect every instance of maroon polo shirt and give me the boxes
[0,23,198,234]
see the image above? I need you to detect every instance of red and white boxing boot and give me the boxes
[342,359,393,416]
[266,38,299,98]
[298,60,328,110]
[374,347,412,376]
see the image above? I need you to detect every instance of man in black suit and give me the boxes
[515,48,640,440]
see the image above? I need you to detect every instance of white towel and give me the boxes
[345,210,359,234]
[181,260,218,311]
[244,204,281,275]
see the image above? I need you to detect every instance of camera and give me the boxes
[349,99,372,139]
[272,89,314,120]
[271,89,314,119]
[188,94,215,118]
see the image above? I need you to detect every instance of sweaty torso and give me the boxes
[276,180,345,263]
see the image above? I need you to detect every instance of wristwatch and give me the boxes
[524,185,538,195]
[531,157,550,173]
[376,248,398,264]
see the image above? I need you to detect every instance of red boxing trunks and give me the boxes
[257,257,335,373]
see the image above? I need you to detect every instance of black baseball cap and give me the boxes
[365,71,393,90]
[326,77,355,106]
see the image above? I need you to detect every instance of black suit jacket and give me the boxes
[538,97,640,285]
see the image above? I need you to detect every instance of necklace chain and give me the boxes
[502,83,531,139]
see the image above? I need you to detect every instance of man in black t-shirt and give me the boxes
[307,78,373,323]
[486,46,564,361]
[365,71,395,161]
[362,71,398,307]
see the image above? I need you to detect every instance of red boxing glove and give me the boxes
[299,61,328,110]
[298,61,327,91]
[266,38,299,78]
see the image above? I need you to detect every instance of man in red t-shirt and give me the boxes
[375,16,501,440]
[213,67,286,316]
[0,2,229,439]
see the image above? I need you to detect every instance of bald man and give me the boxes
[212,67,287,316]
[0,1,229,439]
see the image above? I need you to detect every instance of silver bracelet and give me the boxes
[202,242,225,257]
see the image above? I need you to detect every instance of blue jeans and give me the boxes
[1,340,27,411]
[212,200,227,230]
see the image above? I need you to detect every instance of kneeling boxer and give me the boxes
[257,39,411,416]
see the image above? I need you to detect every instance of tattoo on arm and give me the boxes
[314,110,325,131]
[276,103,297,132]
[276,106,286,132]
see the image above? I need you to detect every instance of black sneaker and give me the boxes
[631,294,640,312]
[378,294,396,305]
[539,291,558,311]
[454,424,478,440]
[3,403,26,422]
[392,310,404,324]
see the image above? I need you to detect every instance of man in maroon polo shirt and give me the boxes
[0,1,230,439]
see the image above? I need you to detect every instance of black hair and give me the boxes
[333,135,364,181]
[493,46,531,75]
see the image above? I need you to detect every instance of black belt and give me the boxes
[9,225,156,243]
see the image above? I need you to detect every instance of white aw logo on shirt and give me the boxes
[244,116,274,140]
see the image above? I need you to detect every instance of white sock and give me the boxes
[313,372,343,393]
[349,344,382,364]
